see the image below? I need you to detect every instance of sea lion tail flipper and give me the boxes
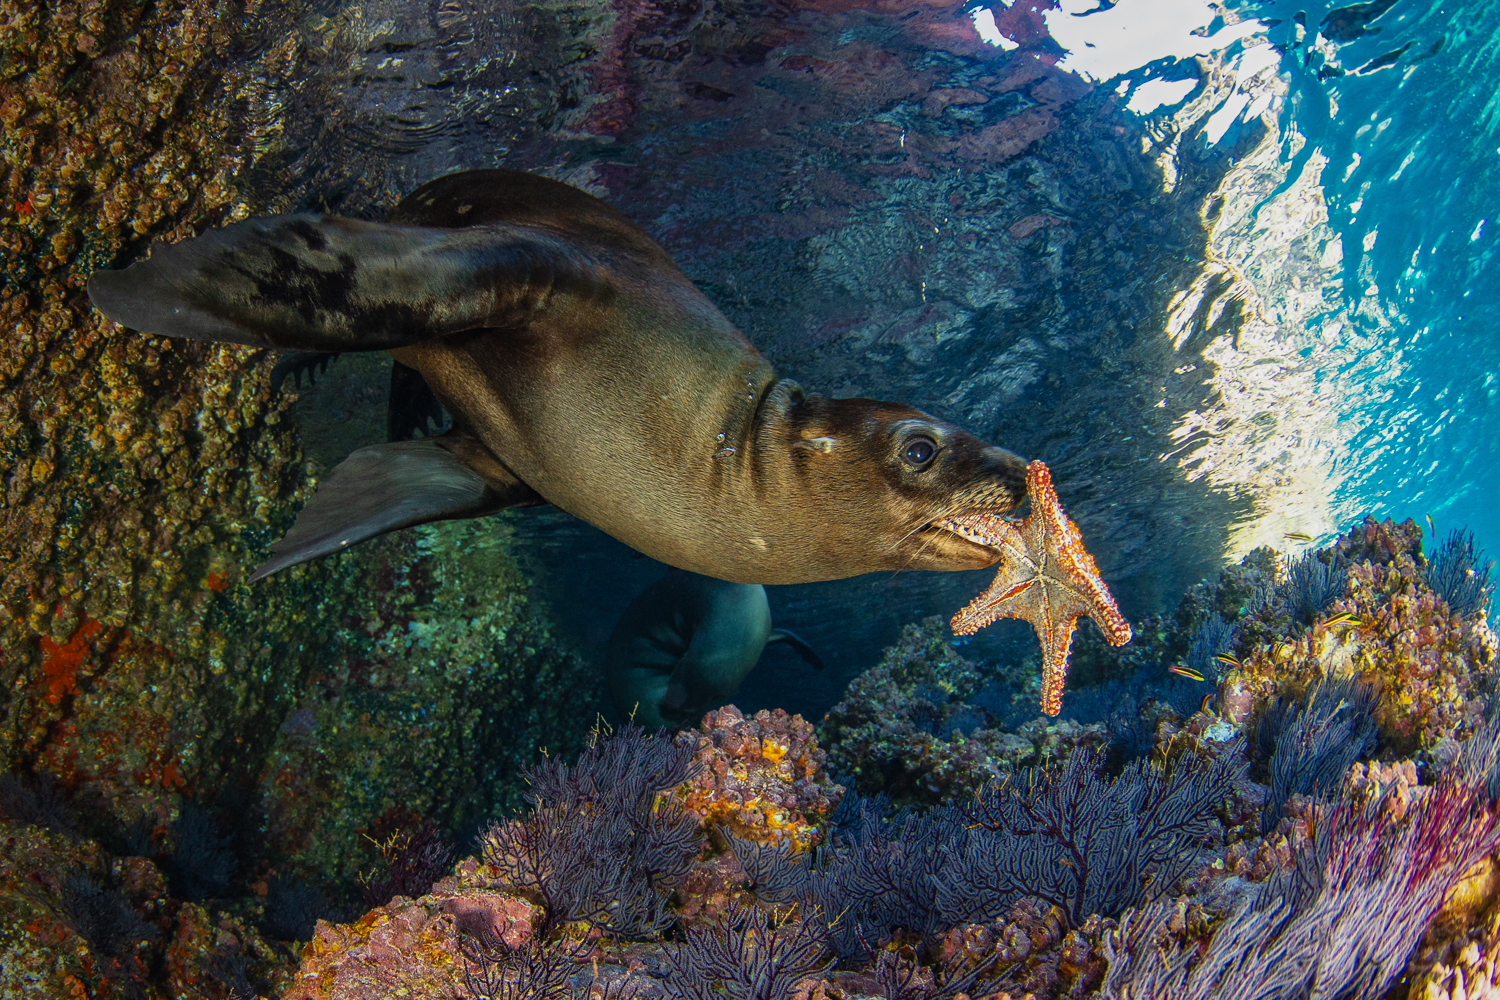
[247,435,539,581]
[766,629,824,670]
[86,215,589,351]
[388,360,448,441]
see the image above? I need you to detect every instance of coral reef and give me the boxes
[283,858,541,1000]
[1215,517,1496,754]
[272,652,1500,1000]
[484,724,703,938]
[820,618,1118,809]
[677,707,844,850]
[0,815,297,1000]
[666,902,831,1000]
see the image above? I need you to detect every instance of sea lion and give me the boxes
[606,569,823,730]
[85,168,1029,585]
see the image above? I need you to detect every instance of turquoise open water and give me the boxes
[1240,0,1497,563]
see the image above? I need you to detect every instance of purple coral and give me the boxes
[805,798,967,958]
[940,743,1246,928]
[1426,527,1494,622]
[1102,758,1500,998]
[666,901,832,1000]
[358,819,455,905]
[482,724,702,937]
[462,932,588,1000]
[1259,678,1379,833]
[721,827,811,905]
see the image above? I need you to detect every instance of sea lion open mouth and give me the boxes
[931,511,1021,551]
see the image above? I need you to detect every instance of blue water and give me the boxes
[1238,0,1498,566]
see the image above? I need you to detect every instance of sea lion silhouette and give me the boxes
[86,169,1028,585]
[606,569,822,730]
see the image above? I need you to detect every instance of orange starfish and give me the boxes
[940,460,1131,716]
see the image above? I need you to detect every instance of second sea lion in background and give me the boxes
[605,569,822,730]
[86,168,1030,587]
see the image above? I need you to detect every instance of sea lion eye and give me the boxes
[902,436,937,468]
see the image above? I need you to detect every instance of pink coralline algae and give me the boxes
[283,860,538,1000]
[674,706,844,851]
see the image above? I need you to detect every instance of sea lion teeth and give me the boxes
[936,512,1022,548]
[87,168,1031,586]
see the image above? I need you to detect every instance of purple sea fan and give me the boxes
[666,901,833,1000]
[1100,762,1500,999]
[482,724,703,937]
[937,743,1246,928]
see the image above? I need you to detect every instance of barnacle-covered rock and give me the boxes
[675,706,843,850]
[1411,910,1500,1000]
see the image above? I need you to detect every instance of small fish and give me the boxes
[1283,531,1313,543]
[1213,653,1242,668]
[1200,693,1216,715]
[1426,514,1436,537]
[1170,664,1206,682]
[1324,612,1360,627]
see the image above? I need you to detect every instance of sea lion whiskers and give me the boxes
[888,490,998,578]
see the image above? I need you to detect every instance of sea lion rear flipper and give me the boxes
[247,433,540,581]
[388,360,448,441]
[86,214,594,351]
[269,351,340,393]
[766,628,824,670]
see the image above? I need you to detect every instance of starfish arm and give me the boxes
[1037,612,1082,717]
[952,578,1035,636]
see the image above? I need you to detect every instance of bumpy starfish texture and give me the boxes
[940,461,1131,716]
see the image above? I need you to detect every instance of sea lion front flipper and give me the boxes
[86,214,596,351]
[766,629,824,670]
[247,433,541,581]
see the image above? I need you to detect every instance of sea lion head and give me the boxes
[753,381,1029,580]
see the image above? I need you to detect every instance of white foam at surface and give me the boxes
[1127,78,1197,114]
[971,8,1019,50]
[1043,0,1264,80]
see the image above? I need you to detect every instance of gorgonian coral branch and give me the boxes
[940,743,1245,927]
[666,901,832,1000]
[1102,744,1500,998]
[482,724,703,937]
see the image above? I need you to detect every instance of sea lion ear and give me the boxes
[791,436,837,454]
[86,215,593,352]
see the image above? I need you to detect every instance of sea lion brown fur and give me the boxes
[85,169,1028,584]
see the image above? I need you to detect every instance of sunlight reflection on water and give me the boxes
[970,0,1498,571]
